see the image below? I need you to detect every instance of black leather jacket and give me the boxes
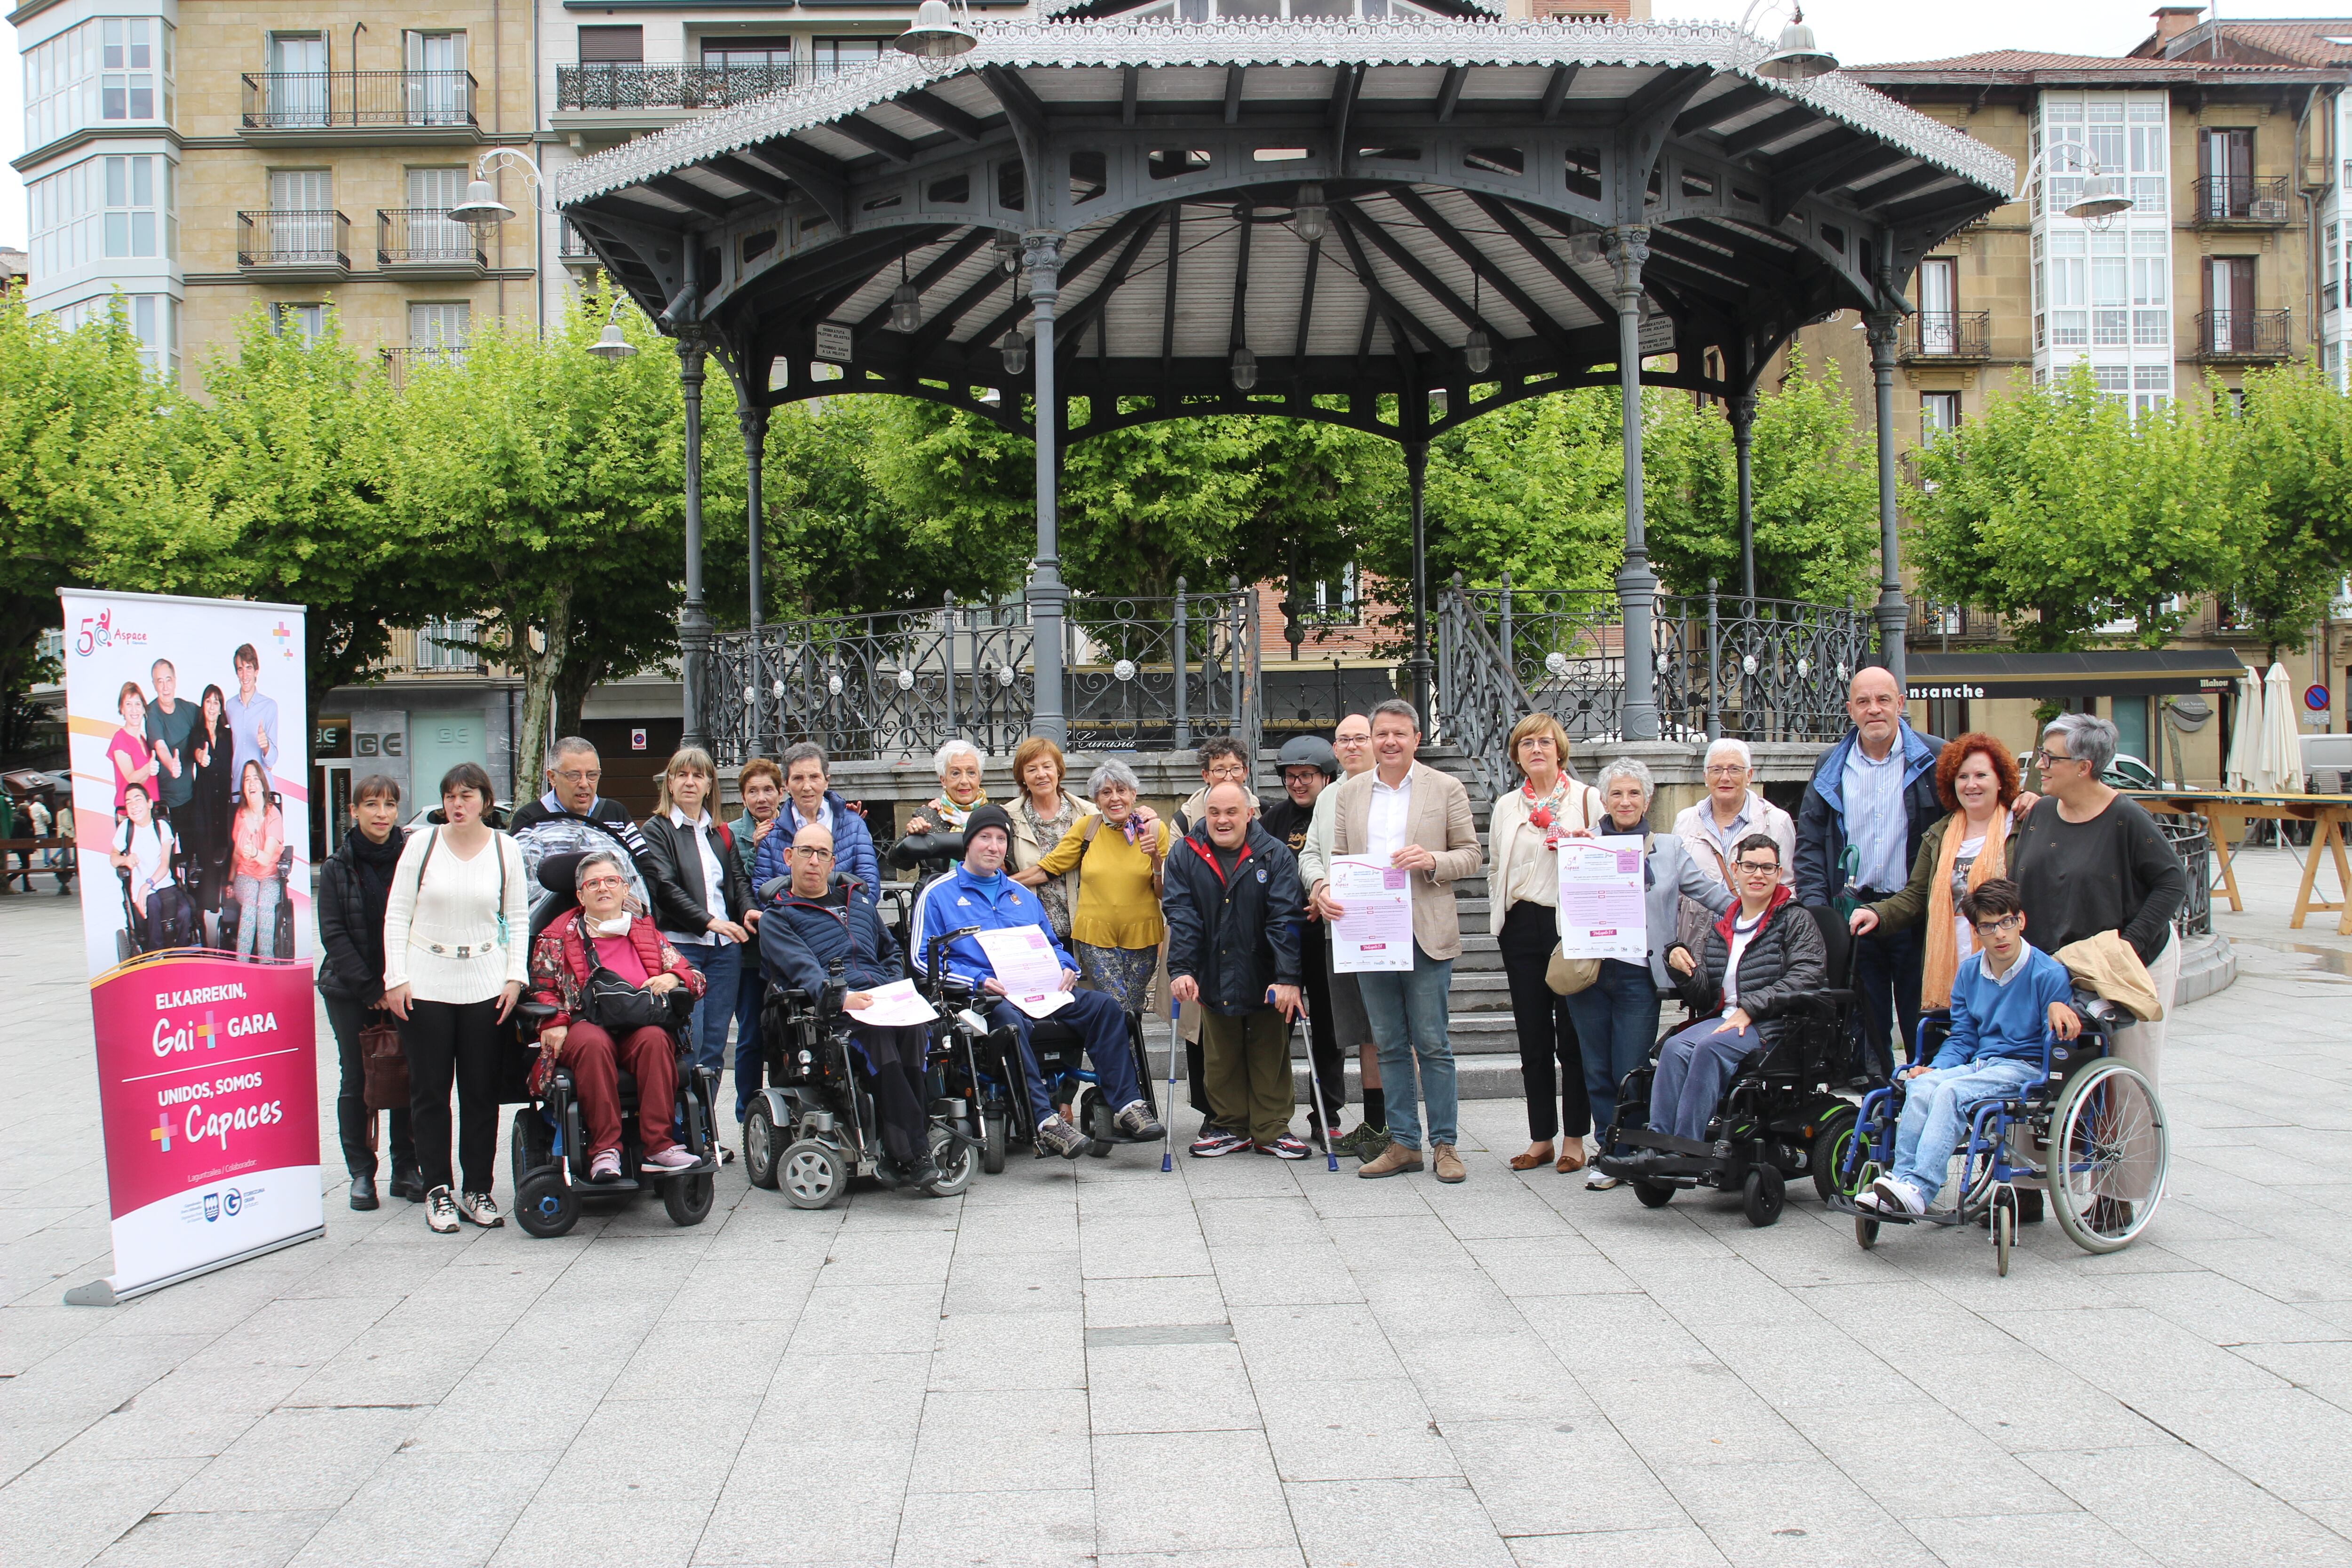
[640,812,753,939]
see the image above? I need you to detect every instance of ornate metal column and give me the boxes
[1608,225,1660,741]
[1406,439,1431,730]
[1867,310,1907,688]
[1728,390,1757,603]
[678,327,711,753]
[1024,230,1068,745]
[740,396,771,758]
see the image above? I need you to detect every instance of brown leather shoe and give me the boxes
[1358,1142,1425,1179]
[1432,1144,1466,1184]
[1556,1142,1588,1173]
[1507,1143,1554,1171]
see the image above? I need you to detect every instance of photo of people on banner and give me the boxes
[59,589,323,1305]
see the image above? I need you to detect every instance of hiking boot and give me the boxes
[1034,1114,1091,1160]
[1358,1142,1425,1179]
[1114,1100,1166,1140]
[1340,1123,1390,1161]
[456,1190,504,1228]
[1431,1144,1466,1184]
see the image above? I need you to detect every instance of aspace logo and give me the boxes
[72,608,150,657]
[270,620,295,661]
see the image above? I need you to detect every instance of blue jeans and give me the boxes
[674,939,742,1087]
[987,988,1142,1127]
[1562,957,1662,1140]
[731,948,766,1122]
[1358,947,1456,1150]
[1650,1018,1765,1142]
[1889,1057,2040,1200]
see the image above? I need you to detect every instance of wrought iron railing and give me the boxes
[555,60,879,113]
[237,209,350,271]
[1436,574,1871,787]
[380,346,465,391]
[2155,812,2213,939]
[377,208,483,268]
[240,70,477,130]
[1899,310,1991,362]
[2191,174,2290,224]
[2194,309,2292,361]
[703,582,1261,766]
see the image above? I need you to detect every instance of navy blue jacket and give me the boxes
[1795,723,1945,906]
[907,860,1073,990]
[760,876,903,994]
[754,791,879,907]
[1162,821,1305,1015]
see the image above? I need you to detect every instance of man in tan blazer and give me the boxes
[1308,698,1482,1182]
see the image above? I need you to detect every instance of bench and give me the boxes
[0,838,73,891]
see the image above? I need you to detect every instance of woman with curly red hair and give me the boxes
[1849,732,2023,1040]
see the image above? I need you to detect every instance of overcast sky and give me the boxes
[2,2,2351,253]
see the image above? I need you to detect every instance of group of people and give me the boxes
[316,665,2189,1233]
[103,648,286,955]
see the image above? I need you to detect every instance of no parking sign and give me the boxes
[2307,685,2331,713]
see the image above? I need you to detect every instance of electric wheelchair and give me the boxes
[1832,998,2169,1276]
[741,960,979,1209]
[215,787,296,961]
[502,853,723,1238]
[1592,906,1870,1227]
[111,799,199,960]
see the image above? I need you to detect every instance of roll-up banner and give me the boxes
[57,589,323,1305]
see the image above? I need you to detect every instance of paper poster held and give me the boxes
[1558,835,1647,963]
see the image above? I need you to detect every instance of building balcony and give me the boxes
[239,71,479,140]
[2193,309,2292,362]
[377,209,486,278]
[381,345,465,391]
[237,210,351,279]
[1899,310,1991,364]
[558,220,601,274]
[2191,174,2292,227]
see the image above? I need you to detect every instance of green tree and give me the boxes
[2230,359,2352,661]
[1907,365,2245,650]
[379,289,686,783]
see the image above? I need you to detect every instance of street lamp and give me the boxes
[1739,1,1838,82]
[1230,345,1258,391]
[890,255,922,332]
[587,298,636,360]
[1292,183,1328,244]
[2012,148,2134,223]
[895,0,977,60]
[1000,329,1028,376]
[448,148,544,227]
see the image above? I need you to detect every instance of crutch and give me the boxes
[1275,988,1338,1172]
[1161,993,1181,1173]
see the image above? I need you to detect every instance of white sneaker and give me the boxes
[456,1189,504,1228]
[1585,1167,1621,1190]
[643,1145,697,1171]
[424,1185,460,1234]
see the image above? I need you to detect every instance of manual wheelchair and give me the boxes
[501,854,723,1238]
[1832,998,2169,1276]
[1593,905,1870,1227]
[741,962,979,1209]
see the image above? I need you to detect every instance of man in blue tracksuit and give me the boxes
[1795,666,1944,1080]
[908,804,1165,1159]
[1857,878,2079,1218]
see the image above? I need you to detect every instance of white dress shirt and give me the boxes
[1367,769,1414,863]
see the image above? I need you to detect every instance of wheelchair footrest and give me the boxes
[1610,1128,1720,1159]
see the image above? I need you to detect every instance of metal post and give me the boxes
[1406,440,1432,729]
[942,591,959,740]
[1705,579,1721,742]
[678,328,711,753]
[1867,310,1907,689]
[1172,577,1190,749]
[1499,568,1514,677]
[740,398,770,758]
[1608,225,1660,741]
[1228,575,1244,742]
[1024,231,1069,744]
[1728,391,1757,604]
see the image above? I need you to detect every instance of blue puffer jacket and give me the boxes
[906,861,1074,990]
[759,875,902,994]
[1795,723,1945,906]
[753,791,879,907]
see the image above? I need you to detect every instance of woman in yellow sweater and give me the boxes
[1034,759,1170,1008]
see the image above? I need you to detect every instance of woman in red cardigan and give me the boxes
[528,850,707,1181]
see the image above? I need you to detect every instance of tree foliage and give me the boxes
[2229,359,2352,659]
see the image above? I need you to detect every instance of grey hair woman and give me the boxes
[890,737,993,879]
[1026,754,1170,1008]
[1557,754,1734,1189]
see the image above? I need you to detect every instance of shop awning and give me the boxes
[1906,650,2249,700]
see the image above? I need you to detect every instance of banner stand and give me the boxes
[65,1223,325,1307]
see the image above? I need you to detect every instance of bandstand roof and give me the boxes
[554,20,2014,442]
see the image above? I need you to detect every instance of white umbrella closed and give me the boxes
[2256,661,2307,795]
[2225,666,2262,792]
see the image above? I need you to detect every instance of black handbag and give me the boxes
[584,965,691,1034]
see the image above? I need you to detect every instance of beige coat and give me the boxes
[1485,777,1603,937]
[1672,790,1797,954]
[1326,761,1483,961]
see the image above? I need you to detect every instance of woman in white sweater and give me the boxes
[382,762,530,1234]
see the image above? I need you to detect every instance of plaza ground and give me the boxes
[2,853,2351,1568]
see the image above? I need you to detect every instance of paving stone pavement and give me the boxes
[3,856,2352,1568]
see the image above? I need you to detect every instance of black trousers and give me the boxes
[400,996,503,1194]
[1850,912,1925,1080]
[850,1021,932,1164]
[1498,899,1590,1144]
[1299,921,1345,1126]
[324,993,415,1178]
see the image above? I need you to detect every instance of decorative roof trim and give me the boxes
[554,19,2013,208]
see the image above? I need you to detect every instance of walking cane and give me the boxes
[1275,988,1338,1172]
[1160,994,1181,1173]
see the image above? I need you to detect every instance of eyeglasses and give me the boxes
[1973,914,2023,936]
[1704,765,1748,778]
[792,846,834,860]
[1204,762,1248,780]
[2032,748,2079,769]
[1732,860,1780,876]
[579,875,627,892]
[554,767,602,784]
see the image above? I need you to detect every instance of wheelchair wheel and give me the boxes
[980,1113,1008,1176]
[510,1107,554,1181]
[1810,1106,1862,1205]
[1854,1161,1881,1249]
[1741,1165,1786,1227]
[780,1138,848,1210]
[1632,1178,1674,1209]
[1085,1091,1115,1158]
[2049,1060,2167,1254]
[929,1126,977,1197]
[1993,1187,2017,1277]
[514,1169,579,1238]
[743,1098,783,1191]
[662,1170,715,1227]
